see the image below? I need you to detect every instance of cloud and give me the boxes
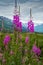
[31,0,41,2]
[0,0,43,25]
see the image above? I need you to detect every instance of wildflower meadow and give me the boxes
[0,1,43,65]
[0,32,43,65]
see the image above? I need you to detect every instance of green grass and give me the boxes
[0,32,43,65]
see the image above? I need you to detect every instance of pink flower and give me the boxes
[28,20,34,32]
[32,45,41,56]
[13,15,19,24]
[25,36,29,43]
[32,45,38,54]
[3,35,10,45]
[13,15,22,32]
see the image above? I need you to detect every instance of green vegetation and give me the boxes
[0,32,43,65]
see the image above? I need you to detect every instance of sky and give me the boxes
[0,0,43,26]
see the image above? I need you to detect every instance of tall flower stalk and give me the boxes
[13,14,22,44]
[28,20,34,33]
[3,34,10,50]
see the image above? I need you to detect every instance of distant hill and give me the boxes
[34,24,43,33]
[0,16,13,32]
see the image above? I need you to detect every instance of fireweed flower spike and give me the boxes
[13,15,19,30]
[13,15,19,24]
[32,44,41,56]
[25,36,29,44]
[32,45,38,54]
[3,35,10,46]
[13,15,22,32]
[28,20,34,32]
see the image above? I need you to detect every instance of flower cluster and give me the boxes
[3,35,10,45]
[28,20,34,32]
[32,44,41,56]
[13,15,22,32]
[13,15,19,24]
[25,36,29,43]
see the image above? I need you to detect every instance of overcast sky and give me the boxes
[0,0,43,25]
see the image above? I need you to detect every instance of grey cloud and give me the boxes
[0,0,43,25]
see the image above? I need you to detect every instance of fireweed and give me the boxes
[0,33,43,65]
[3,35,10,45]
[28,20,34,32]
[25,36,29,44]
[13,15,22,31]
[13,15,19,24]
[13,15,22,45]
[13,15,19,30]
[32,45,41,56]
[13,16,22,31]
